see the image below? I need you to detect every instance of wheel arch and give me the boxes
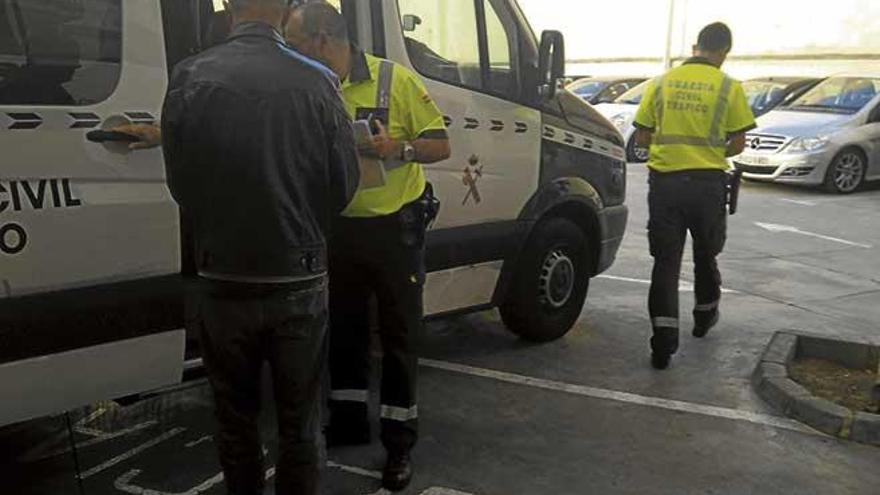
[825,145,869,193]
[491,177,603,306]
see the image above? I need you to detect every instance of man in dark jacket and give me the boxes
[161,1,359,493]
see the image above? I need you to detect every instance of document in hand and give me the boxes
[352,120,387,189]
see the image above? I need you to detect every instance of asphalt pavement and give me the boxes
[3,164,879,495]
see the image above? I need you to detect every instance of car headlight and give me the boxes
[610,113,632,133]
[784,136,830,153]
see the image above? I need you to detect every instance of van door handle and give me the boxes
[86,130,140,143]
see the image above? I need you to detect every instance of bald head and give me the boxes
[286,2,351,79]
[292,2,349,42]
[224,0,290,30]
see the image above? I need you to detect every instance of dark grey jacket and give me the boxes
[162,22,359,282]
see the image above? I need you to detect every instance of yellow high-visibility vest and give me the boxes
[341,51,447,217]
[634,58,756,172]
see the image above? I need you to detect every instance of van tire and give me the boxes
[499,217,592,342]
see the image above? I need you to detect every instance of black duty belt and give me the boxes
[649,169,727,181]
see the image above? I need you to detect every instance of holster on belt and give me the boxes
[399,182,441,246]
[726,169,743,215]
[419,182,441,228]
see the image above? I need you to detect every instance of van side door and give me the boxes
[382,0,542,312]
[0,0,182,426]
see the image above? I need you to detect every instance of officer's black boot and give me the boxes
[650,327,679,370]
[692,310,720,338]
[651,352,672,370]
[382,450,413,491]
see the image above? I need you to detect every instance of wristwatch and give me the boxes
[400,141,416,162]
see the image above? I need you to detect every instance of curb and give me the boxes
[753,330,880,446]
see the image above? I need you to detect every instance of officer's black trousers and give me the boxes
[647,170,727,355]
[196,279,328,495]
[328,203,425,455]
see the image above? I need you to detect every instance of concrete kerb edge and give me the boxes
[753,330,880,446]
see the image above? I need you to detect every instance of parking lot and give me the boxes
[2,164,878,495]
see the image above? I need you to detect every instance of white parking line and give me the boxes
[597,274,740,294]
[114,468,224,495]
[779,198,818,206]
[420,359,817,436]
[81,427,186,479]
[19,406,157,462]
[184,435,213,448]
[328,460,383,480]
[755,222,873,249]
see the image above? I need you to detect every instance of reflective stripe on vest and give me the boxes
[374,59,410,171]
[375,59,394,109]
[653,75,666,129]
[654,75,734,148]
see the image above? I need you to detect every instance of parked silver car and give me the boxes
[567,76,647,106]
[742,77,822,117]
[733,74,880,193]
[594,80,651,162]
[595,76,819,164]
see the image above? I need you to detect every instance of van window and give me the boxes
[485,0,516,97]
[398,0,483,90]
[0,0,121,106]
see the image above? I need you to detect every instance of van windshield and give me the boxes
[784,77,880,115]
[615,80,650,105]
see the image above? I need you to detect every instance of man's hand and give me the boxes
[635,128,653,148]
[726,132,747,158]
[357,120,400,160]
[112,123,162,150]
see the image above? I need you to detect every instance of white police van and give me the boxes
[0,0,628,426]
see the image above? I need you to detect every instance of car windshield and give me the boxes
[785,77,880,114]
[742,80,790,116]
[568,80,607,98]
[615,80,650,104]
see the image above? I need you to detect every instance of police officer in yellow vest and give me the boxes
[286,3,450,490]
[633,23,755,370]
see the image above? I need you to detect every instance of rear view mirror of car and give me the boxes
[538,30,566,100]
[402,14,422,32]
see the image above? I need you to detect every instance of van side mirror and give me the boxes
[869,106,880,124]
[537,30,565,100]
[402,14,422,32]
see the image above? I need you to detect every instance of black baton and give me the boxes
[727,169,743,215]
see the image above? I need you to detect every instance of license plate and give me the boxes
[735,155,770,166]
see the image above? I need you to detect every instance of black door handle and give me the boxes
[86,130,140,143]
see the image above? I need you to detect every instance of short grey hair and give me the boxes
[294,1,349,42]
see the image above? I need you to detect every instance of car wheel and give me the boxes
[626,136,649,163]
[499,217,592,343]
[823,148,866,194]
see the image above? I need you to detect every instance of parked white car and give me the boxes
[733,74,880,193]
[594,80,651,162]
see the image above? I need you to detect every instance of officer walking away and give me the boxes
[286,3,451,490]
[633,22,755,370]
[161,0,359,493]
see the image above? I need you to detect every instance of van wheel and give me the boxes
[499,218,592,342]
[626,136,649,163]
[823,148,866,194]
